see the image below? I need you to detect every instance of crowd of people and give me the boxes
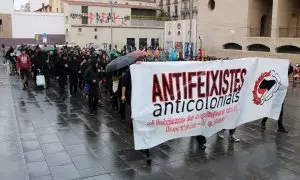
[0,44,110,113]
[0,43,297,153]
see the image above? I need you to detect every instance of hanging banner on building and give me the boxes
[130,58,289,150]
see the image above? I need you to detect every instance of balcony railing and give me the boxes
[249,28,271,37]
[279,28,300,38]
[181,8,189,15]
[131,15,170,21]
[172,13,179,18]
[159,0,163,6]
[192,6,198,13]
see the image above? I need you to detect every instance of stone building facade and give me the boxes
[63,0,164,49]
[197,0,300,63]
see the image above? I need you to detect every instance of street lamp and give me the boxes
[109,0,117,51]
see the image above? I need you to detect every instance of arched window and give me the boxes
[223,43,242,50]
[247,44,270,52]
[276,45,300,54]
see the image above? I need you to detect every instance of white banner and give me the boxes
[130,58,289,150]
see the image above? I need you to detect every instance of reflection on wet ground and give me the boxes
[1,68,300,180]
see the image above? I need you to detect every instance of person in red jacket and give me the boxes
[17,49,31,90]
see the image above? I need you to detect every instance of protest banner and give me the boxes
[130,58,289,150]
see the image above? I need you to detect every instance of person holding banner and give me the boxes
[217,129,240,142]
[261,64,294,133]
[121,62,152,163]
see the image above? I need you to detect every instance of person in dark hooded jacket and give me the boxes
[69,54,80,95]
[49,50,59,78]
[84,59,99,113]
[79,54,89,90]
[31,50,46,85]
[55,54,69,100]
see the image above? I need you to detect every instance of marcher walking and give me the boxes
[55,54,69,100]
[69,54,80,96]
[31,50,46,85]
[0,44,6,66]
[16,49,31,90]
[84,59,99,113]
[6,47,15,76]
[79,54,89,91]
[261,64,294,133]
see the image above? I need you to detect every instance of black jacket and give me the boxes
[31,52,46,72]
[288,64,293,76]
[84,66,99,85]
[68,57,80,77]
[79,56,89,75]
[55,57,69,77]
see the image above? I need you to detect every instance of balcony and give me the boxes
[181,8,189,16]
[159,0,163,6]
[131,19,165,27]
[172,12,179,19]
[279,28,300,38]
[192,6,197,13]
[249,28,271,37]
[131,15,170,21]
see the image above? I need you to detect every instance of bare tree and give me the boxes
[20,2,30,12]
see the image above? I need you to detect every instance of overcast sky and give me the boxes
[14,0,28,10]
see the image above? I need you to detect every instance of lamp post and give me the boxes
[109,0,117,51]
[199,34,203,61]
[189,0,194,58]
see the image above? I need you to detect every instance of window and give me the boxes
[81,6,88,24]
[247,44,270,52]
[66,16,68,24]
[0,19,3,31]
[78,28,82,32]
[175,6,178,15]
[94,35,98,39]
[139,38,147,50]
[223,43,242,50]
[42,3,45,7]
[167,7,170,15]
[94,28,97,32]
[208,0,215,11]
[151,38,159,48]
[81,6,88,13]
[57,8,58,12]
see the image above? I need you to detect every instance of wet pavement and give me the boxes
[1,68,300,180]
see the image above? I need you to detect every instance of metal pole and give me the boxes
[189,0,193,58]
[110,1,113,50]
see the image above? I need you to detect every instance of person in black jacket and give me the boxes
[31,50,46,85]
[69,54,80,96]
[261,64,294,133]
[55,54,69,100]
[84,59,99,113]
[49,50,59,78]
[78,55,88,91]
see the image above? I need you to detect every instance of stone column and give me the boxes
[271,0,280,39]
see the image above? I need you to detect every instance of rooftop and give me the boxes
[62,0,161,10]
